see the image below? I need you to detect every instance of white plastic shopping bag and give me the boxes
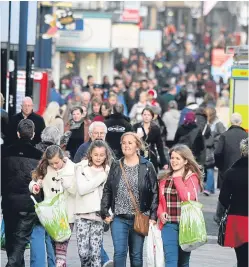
[147,224,165,267]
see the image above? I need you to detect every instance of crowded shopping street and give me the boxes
[1,1,248,267]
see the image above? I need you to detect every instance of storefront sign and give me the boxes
[56,18,111,50]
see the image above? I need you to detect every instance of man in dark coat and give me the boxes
[6,97,45,145]
[1,119,43,266]
[215,113,248,187]
[214,113,247,224]
[105,103,133,159]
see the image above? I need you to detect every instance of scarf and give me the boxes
[70,118,84,130]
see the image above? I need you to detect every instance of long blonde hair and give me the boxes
[167,144,204,191]
[43,102,61,126]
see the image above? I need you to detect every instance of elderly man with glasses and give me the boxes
[73,121,108,164]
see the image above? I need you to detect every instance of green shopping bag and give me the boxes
[31,193,71,242]
[179,198,207,252]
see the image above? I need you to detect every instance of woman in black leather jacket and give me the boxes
[101,132,158,267]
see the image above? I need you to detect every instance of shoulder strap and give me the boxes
[202,123,208,136]
[119,161,140,213]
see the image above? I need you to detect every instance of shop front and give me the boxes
[53,12,113,93]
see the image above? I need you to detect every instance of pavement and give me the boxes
[1,177,237,266]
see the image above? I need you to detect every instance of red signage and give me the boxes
[121,9,140,23]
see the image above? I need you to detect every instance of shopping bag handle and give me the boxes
[30,195,38,205]
[189,177,198,202]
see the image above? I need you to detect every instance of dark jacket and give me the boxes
[66,123,85,160]
[35,141,55,153]
[174,123,205,165]
[124,90,137,113]
[1,140,43,212]
[100,157,159,221]
[219,156,248,216]
[73,140,91,163]
[105,113,133,159]
[6,111,46,145]
[214,125,247,174]
[1,108,9,142]
[205,133,215,168]
[133,122,168,172]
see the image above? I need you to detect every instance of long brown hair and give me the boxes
[86,140,114,169]
[166,144,204,191]
[205,107,216,124]
[32,145,64,180]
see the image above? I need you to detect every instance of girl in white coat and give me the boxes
[30,145,76,267]
[75,140,113,267]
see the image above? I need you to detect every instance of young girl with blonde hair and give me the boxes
[157,144,203,267]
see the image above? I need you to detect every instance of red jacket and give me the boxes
[157,173,200,230]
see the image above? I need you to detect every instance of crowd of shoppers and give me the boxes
[1,27,247,267]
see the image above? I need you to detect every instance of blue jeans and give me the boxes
[161,223,191,267]
[111,216,144,267]
[30,225,55,267]
[101,243,110,266]
[205,168,215,193]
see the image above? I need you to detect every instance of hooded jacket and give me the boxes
[105,113,133,159]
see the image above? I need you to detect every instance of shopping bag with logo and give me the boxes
[31,192,71,242]
[147,224,165,267]
[179,179,207,252]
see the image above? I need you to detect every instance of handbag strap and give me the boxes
[202,123,208,136]
[119,160,140,213]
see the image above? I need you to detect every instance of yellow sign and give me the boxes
[232,68,248,78]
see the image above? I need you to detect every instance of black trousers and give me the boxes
[3,210,36,267]
[235,243,248,267]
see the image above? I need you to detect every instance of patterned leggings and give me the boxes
[55,223,74,267]
[75,218,103,267]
